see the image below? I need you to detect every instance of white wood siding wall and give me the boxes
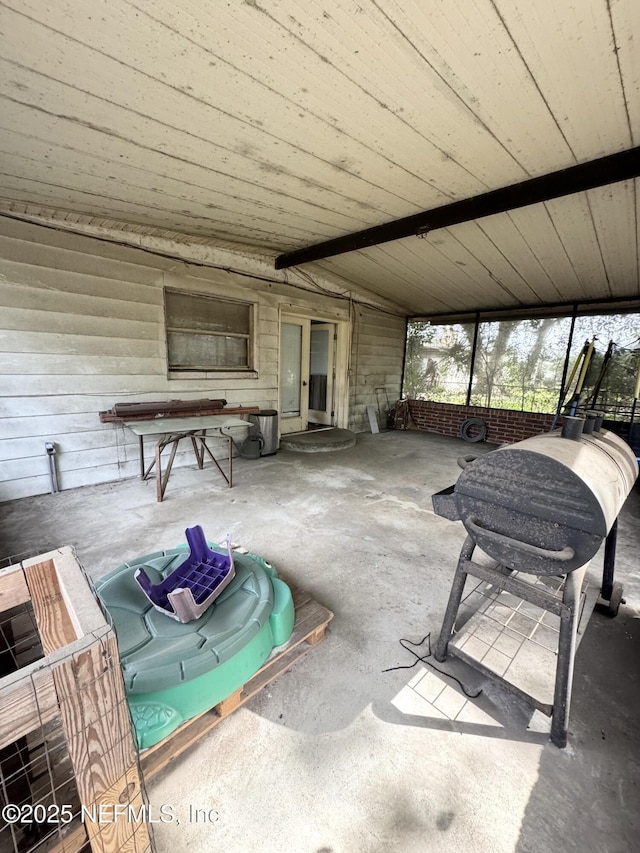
[348,307,406,433]
[0,219,371,501]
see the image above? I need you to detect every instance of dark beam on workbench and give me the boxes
[275,146,640,269]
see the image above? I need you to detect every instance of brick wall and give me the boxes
[406,400,557,445]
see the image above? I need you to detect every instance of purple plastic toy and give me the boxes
[134,526,235,623]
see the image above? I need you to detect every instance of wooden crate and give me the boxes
[0,548,153,853]
[140,581,333,781]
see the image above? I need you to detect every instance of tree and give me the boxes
[403,312,639,414]
[402,322,436,399]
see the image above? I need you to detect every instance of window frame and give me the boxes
[164,287,257,378]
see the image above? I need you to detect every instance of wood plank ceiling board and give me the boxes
[427,219,546,306]
[0,132,341,245]
[315,237,509,315]
[0,78,375,237]
[314,184,640,316]
[498,205,585,299]
[352,241,495,312]
[0,118,362,234]
[0,2,574,215]
[586,180,639,297]
[462,214,568,305]
[311,247,461,316]
[359,0,575,176]
[544,192,625,301]
[244,0,532,191]
[0,147,339,248]
[389,226,535,311]
[0,0,638,316]
[0,1,436,223]
[637,176,640,293]
[0,74,357,236]
[611,0,640,144]
[493,0,637,158]
[125,0,516,202]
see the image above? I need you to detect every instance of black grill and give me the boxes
[432,414,638,747]
[433,417,638,575]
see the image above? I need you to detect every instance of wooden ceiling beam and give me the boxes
[275,146,640,269]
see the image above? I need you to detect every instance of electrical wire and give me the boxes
[382,632,482,699]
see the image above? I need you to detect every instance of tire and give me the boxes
[460,417,487,443]
[604,582,624,617]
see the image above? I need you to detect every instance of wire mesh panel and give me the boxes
[0,692,83,853]
[0,548,154,853]
[449,571,586,712]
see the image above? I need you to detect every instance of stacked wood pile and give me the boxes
[99,399,229,423]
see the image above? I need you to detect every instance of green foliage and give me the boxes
[402,322,437,399]
[402,315,640,415]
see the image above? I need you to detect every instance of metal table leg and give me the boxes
[195,434,233,488]
[140,430,234,501]
[155,436,179,502]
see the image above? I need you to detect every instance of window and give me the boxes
[403,311,639,415]
[165,289,254,372]
[402,322,474,403]
[469,317,571,411]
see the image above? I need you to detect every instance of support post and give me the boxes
[465,315,480,407]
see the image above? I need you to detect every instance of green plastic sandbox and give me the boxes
[96,546,295,748]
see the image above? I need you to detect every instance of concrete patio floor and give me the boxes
[1,430,638,853]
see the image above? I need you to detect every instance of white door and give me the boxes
[280,319,311,434]
[308,324,336,426]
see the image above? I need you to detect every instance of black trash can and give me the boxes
[248,409,279,456]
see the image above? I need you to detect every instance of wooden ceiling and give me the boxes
[0,0,638,316]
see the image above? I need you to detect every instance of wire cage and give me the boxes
[0,548,154,853]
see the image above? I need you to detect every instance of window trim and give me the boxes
[164,287,256,375]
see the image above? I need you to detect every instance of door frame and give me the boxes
[279,317,311,434]
[308,323,336,426]
[279,309,350,434]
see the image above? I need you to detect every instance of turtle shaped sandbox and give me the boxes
[96,541,295,748]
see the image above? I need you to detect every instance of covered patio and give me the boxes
[1,3,639,851]
[2,430,638,853]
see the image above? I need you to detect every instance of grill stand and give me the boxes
[598,519,624,616]
[434,535,590,748]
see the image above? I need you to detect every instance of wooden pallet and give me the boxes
[140,583,333,781]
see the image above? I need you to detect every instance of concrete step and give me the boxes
[279,428,356,453]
